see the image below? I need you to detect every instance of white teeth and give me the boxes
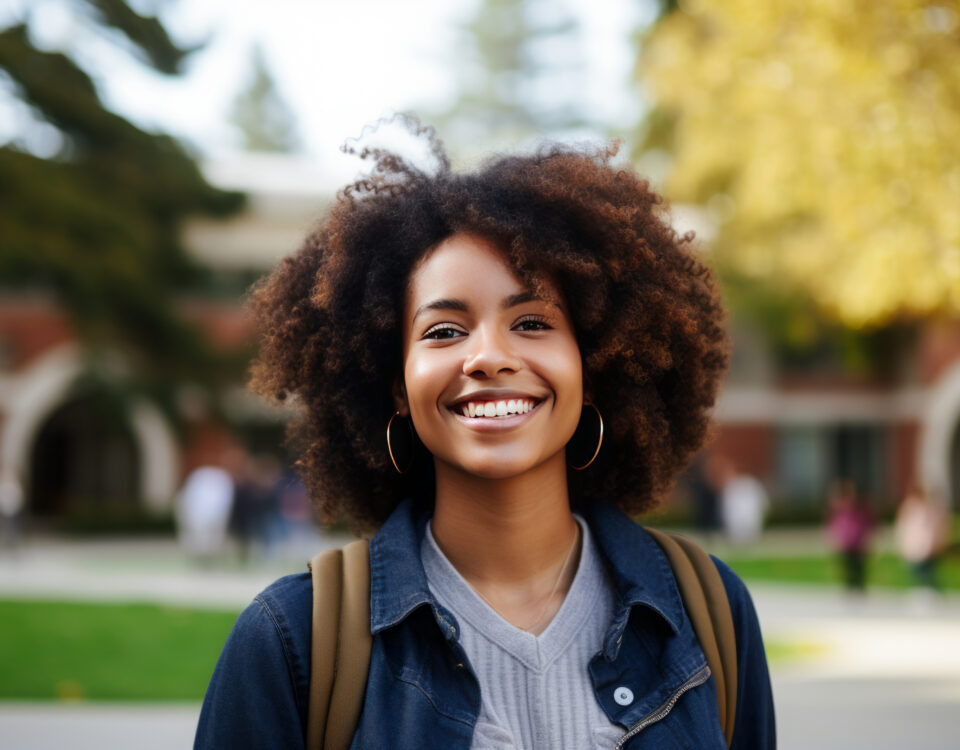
[460,399,537,418]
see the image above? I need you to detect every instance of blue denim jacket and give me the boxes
[195,500,775,749]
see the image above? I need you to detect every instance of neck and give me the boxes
[430,452,578,586]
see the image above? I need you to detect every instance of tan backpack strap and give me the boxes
[324,540,372,750]
[306,539,372,750]
[307,547,342,750]
[645,528,738,747]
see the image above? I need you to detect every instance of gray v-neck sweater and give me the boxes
[422,517,622,749]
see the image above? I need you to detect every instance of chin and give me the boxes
[466,463,531,481]
[445,450,552,481]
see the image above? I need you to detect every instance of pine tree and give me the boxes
[230,45,300,153]
[431,0,588,153]
[0,1,246,405]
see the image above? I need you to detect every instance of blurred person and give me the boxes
[195,122,775,748]
[717,457,769,545]
[175,448,240,563]
[230,452,282,562]
[688,453,722,536]
[895,483,950,594]
[0,467,25,554]
[826,479,873,593]
[270,467,316,560]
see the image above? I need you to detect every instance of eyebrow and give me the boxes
[412,291,543,322]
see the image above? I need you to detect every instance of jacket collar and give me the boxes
[368,498,685,649]
[368,499,435,635]
[579,502,685,659]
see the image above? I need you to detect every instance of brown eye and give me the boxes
[513,315,551,332]
[423,324,466,340]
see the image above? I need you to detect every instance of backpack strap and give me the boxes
[306,539,372,750]
[644,527,738,747]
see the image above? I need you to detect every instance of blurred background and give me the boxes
[0,0,958,748]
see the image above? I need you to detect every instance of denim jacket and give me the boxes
[195,500,775,749]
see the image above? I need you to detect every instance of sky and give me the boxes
[0,0,646,167]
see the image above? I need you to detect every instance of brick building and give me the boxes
[1,154,958,522]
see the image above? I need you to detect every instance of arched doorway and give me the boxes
[29,393,140,517]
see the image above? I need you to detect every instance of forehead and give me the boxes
[406,233,527,307]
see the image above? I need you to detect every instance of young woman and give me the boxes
[195,122,775,749]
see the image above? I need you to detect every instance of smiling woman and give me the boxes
[401,233,583,484]
[194,118,775,749]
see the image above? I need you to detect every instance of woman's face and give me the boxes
[400,232,583,481]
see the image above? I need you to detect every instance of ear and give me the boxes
[392,377,409,416]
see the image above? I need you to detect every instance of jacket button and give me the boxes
[613,686,634,706]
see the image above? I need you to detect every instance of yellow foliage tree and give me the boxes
[639,0,960,328]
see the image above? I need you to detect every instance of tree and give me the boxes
[0,1,245,409]
[431,0,588,153]
[230,45,300,153]
[637,0,960,330]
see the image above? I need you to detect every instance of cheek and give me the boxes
[555,346,585,435]
[549,341,584,400]
[403,351,448,417]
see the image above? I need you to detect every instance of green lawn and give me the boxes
[723,551,960,591]
[0,600,240,701]
[1,551,957,702]
[0,598,819,703]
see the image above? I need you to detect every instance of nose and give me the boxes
[462,325,522,377]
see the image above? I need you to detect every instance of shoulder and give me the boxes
[195,572,315,748]
[708,556,776,749]
[252,571,314,631]
[218,571,313,683]
[218,572,313,705]
[708,556,764,643]
[709,557,753,609]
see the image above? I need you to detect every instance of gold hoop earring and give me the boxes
[386,411,414,474]
[569,402,603,471]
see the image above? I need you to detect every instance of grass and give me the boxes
[0,600,239,701]
[722,551,960,591]
[762,638,829,664]
[1,549,957,702]
[0,598,819,702]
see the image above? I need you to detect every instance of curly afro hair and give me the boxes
[248,119,729,532]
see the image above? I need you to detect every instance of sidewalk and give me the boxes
[1,530,959,749]
[0,530,351,609]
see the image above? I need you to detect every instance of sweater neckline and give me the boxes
[421,514,606,673]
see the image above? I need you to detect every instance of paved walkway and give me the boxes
[1,531,958,749]
[0,531,347,610]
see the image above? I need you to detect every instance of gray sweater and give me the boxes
[422,517,623,749]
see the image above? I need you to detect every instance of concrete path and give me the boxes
[1,531,958,749]
[0,703,199,750]
[750,583,960,750]
[0,531,350,609]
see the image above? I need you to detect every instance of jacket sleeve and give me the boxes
[194,595,308,749]
[712,557,776,750]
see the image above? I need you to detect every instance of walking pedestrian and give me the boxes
[826,479,873,593]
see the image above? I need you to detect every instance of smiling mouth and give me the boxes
[452,398,542,419]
